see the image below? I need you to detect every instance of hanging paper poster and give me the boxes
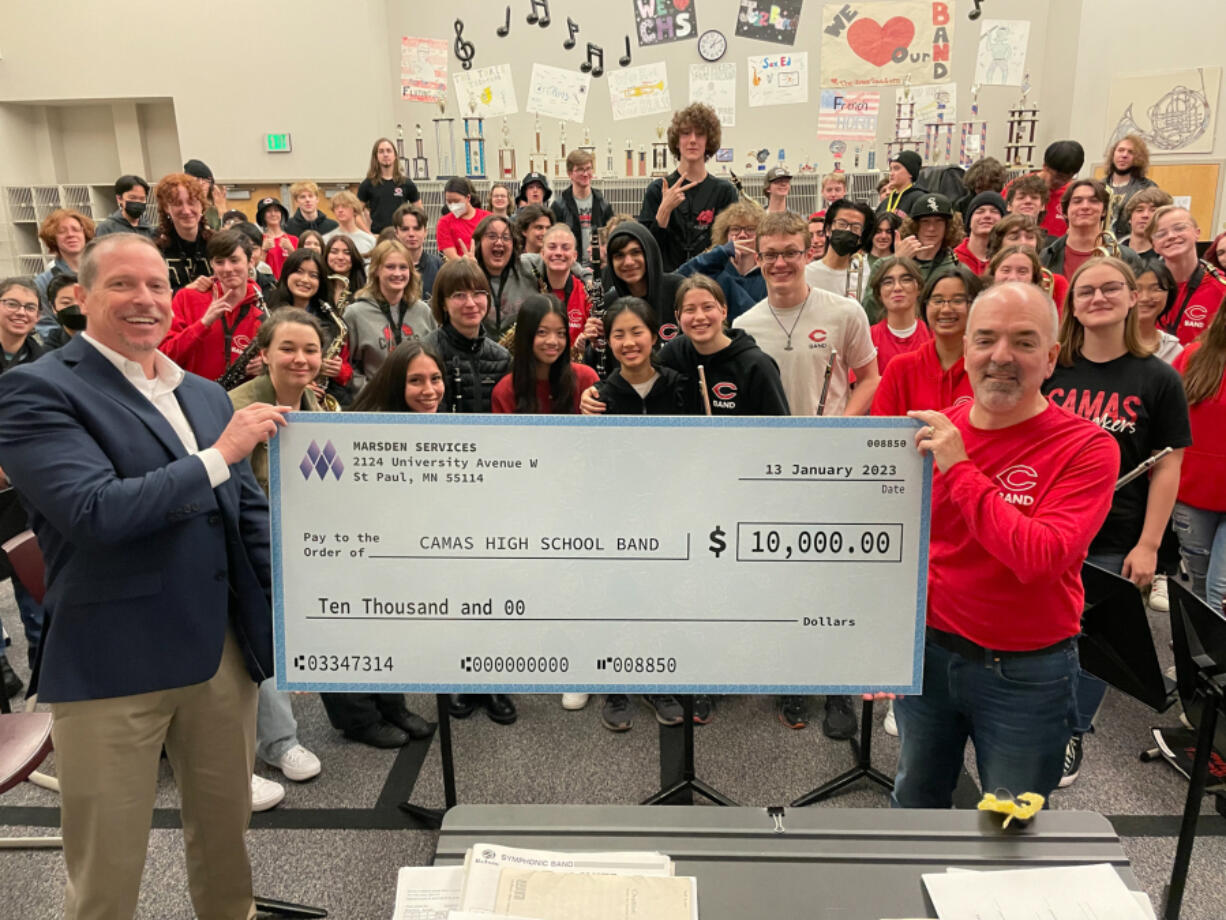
[526,64,592,124]
[400,36,448,103]
[690,63,737,127]
[454,65,518,119]
[819,1,954,88]
[900,83,956,138]
[748,52,809,107]
[634,0,699,46]
[1106,67,1222,154]
[609,62,673,121]
[974,20,1029,87]
[817,89,879,142]
[736,0,803,46]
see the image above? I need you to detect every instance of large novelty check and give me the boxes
[270,416,931,694]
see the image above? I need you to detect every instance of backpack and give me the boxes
[917,165,967,203]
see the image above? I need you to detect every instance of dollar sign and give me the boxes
[708,525,726,558]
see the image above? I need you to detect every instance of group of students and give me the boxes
[5,103,1226,806]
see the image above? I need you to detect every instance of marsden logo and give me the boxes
[996,464,1038,492]
[711,381,738,400]
[301,440,344,481]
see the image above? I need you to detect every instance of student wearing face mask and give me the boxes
[42,273,86,350]
[805,199,874,310]
[437,177,491,261]
[95,175,155,238]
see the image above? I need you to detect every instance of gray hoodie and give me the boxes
[344,295,437,390]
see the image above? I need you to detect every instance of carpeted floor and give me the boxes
[2,583,1224,919]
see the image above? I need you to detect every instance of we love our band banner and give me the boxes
[820,1,955,88]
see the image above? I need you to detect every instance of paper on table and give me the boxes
[459,844,673,912]
[493,870,698,920]
[447,913,542,920]
[922,863,1151,920]
[940,866,1156,919]
[392,866,465,920]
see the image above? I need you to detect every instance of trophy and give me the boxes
[923,88,955,165]
[624,138,634,177]
[638,143,647,177]
[462,102,487,179]
[651,124,670,177]
[498,118,517,179]
[578,127,598,171]
[886,75,924,162]
[556,121,567,177]
[396,123,408,174]
[529,114,548,175]
[432,101,458,178]
[960,83,989,168]
[605,137,616,179]
[829,140,847,170]
[1005,75,1040,167]
[410,124,430,180]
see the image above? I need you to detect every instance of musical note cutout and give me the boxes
[563,17,579,50]
[496,6,511,37]
[453,19,475,70]
[969,0,984,20]
[618,35,632,67]
[580,42,604,78]
[526,0,550,28]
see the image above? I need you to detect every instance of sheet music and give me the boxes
[923,863,1153,920]
[391,866,465,920]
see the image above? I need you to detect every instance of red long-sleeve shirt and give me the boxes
[928,401,1119,650]
[1172,343,1226,511]
[490,364,599,413]
[161,281,264,381]
[1165,264,1226,345]
[870,340,972,416]
[871,319,932,377]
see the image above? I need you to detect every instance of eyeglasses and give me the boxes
[831,219,865,234]
[484,233,513,243]
[880,276,918,290]
[1072,280,1129,301]
[0,298,38,315]
[447,291,489,305]
[1152,221,1195,241]
[759,249,806,264]
[928,296,969,308]
[728,226,756,237]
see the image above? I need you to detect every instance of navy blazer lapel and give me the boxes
[68,337,189,462]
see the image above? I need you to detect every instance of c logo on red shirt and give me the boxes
[568,308,584,325]
[808,328,827,343]
[1185,304,1208,323]
[953,395,973,406]
[659,323,679,341]
[711,382,738,400]
[996,464,1039,492]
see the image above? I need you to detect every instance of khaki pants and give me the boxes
[50,630,258,920]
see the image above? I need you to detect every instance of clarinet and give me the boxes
[586,242,610,378]
[216,284,269,391]
[817,348,837,417]
[451,363,463,413]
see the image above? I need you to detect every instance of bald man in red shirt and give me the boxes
[895,282,1118,807]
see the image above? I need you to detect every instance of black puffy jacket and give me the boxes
[424,324,510,413]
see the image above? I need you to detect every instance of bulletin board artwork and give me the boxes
[748,52,809,107]
[819,1,954,88]
[634,0,699,46]
[817,89,879,143]
[454,65,518,119]
[401,36,449,103]
[526,64,592,123]
[609,62,673,121]
[736,0,803,46]
[1106,67,1222,155]
[690,63,737,127]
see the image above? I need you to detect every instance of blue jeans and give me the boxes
[13,578,45,672]
[1073,552,1127,734]
[1171,502,1226,614]
[893,638,1079,808]
[256,678,300,765]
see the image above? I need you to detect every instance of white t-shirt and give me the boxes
[805,258,869,303]
[1153,331,1184,364]
[733,286,876,417]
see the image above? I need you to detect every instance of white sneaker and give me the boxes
[251,774,285,812]
[1149,574,1170,612]
[561,693,590,710]
[883,699,898,737]
[275,744,322,782]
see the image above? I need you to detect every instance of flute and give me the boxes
[698,365,713,416]
[817,348,837,417]
[1115,446,1173,491]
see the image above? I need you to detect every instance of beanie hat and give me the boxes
[891,150,923,183]
[965,191,1006,224]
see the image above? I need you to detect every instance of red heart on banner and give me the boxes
[847,16,916,68]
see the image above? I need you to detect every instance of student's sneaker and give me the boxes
[601,694,633,732]
[644,695,684,726]
[561,693,590,710]
[1149,574,1170,612]
[692,695,714,725]
[1059,733,1084,788]
[778,695,810,730]
[251,774,286,812]
[822,695,858,740]
[273,744,321,782]
[883,699,898,737]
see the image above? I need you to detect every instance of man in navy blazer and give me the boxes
[0,233,290,920]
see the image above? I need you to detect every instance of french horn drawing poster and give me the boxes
[454,65,518,119]
[1105,67,1221,154]
[609,62,673,121]
[748,52,809,107]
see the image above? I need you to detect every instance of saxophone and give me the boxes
[315,298,349,413]
[216,284,269,391]
[727,170,758,207]
[499,259,584,362]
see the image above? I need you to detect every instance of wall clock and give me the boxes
[698,29,727,63]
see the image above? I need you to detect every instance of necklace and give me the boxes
[768,299,806,351]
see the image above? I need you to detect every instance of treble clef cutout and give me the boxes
[453,19,475,70]
[496,6,511,37]
[618,35,632,67]
[526,0,550,28]
[580,41,604,78]
[563,17,579,50]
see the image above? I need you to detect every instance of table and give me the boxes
[434,805,1145,919]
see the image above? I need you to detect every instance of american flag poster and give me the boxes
[817,89,880,142]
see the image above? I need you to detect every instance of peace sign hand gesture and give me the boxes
[656,172,700,225]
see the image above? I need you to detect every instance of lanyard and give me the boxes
[1163,263,1206,334]
[221,302,251,360]
[380,301,405,345]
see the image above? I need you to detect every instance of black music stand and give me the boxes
[790,698,893,806]
[1160,579,1226,920]
[398,694,457,829]
[642,695,738,807]
[1079,562,1178,712]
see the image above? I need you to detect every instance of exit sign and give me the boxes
[265,133,292,153]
